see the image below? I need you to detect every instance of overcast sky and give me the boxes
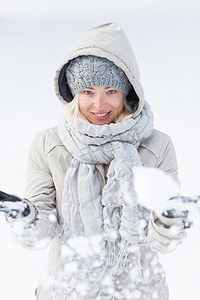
[0,1,200,299]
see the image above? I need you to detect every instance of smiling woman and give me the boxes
[63,86,137,125]
[64,54,137,125]
[78,86,125,125]
[0,22,190,300]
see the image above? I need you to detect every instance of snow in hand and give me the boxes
[134,167,200,224]
[133,167,180,215]
[0,199,28,218]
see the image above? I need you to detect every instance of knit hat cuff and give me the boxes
[66,55,132,96]
[70,77,131,96]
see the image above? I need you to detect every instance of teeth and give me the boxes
[95,113,108,117]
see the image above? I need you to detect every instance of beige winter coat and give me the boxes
[11,23,185,299]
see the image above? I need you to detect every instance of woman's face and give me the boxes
[78,86,124,125]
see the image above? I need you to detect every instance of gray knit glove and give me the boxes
[162,208,192,229]
[0,191,30,218]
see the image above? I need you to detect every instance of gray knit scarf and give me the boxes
[55,101,154,299]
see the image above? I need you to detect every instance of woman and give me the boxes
[0,23,187,300]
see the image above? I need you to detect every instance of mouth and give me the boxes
[92,111,111,119]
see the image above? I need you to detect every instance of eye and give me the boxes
[107,89,117,95]
[83,90,93,95]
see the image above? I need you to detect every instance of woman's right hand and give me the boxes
[0,191,30,218]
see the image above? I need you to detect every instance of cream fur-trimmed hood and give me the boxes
[54,22,145,117]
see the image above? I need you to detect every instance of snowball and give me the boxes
[133,167,179,214]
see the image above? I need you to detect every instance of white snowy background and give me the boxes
[0,0,200,299]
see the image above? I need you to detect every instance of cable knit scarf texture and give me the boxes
[55,102,154,299]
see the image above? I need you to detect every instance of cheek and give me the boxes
[116,97,124,112]
[78,96,87,112]
[78,100,92,119]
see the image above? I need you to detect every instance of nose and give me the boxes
[94,94,106,110]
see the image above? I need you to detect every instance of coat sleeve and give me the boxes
[139,131,179,182]
[155,134,179,182]
[147,134,187,254]
[148,212,187,254]
[8,131,58,250]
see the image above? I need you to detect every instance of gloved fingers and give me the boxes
[163,198,195,226]
[0,191,22,203]
[148,216,187,253]
[0,201,28,217]
[160,209,193,229]
[149,213,187,239]
[0,192,30,218]
[162,208,188,219]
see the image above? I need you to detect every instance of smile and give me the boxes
[94,113,109,117]
[92,111,111,120]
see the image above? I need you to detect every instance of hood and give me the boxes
[54,22,145,117]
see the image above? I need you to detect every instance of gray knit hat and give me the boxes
[65,55,132,96]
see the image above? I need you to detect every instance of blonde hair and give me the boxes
[62,93,135,124]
